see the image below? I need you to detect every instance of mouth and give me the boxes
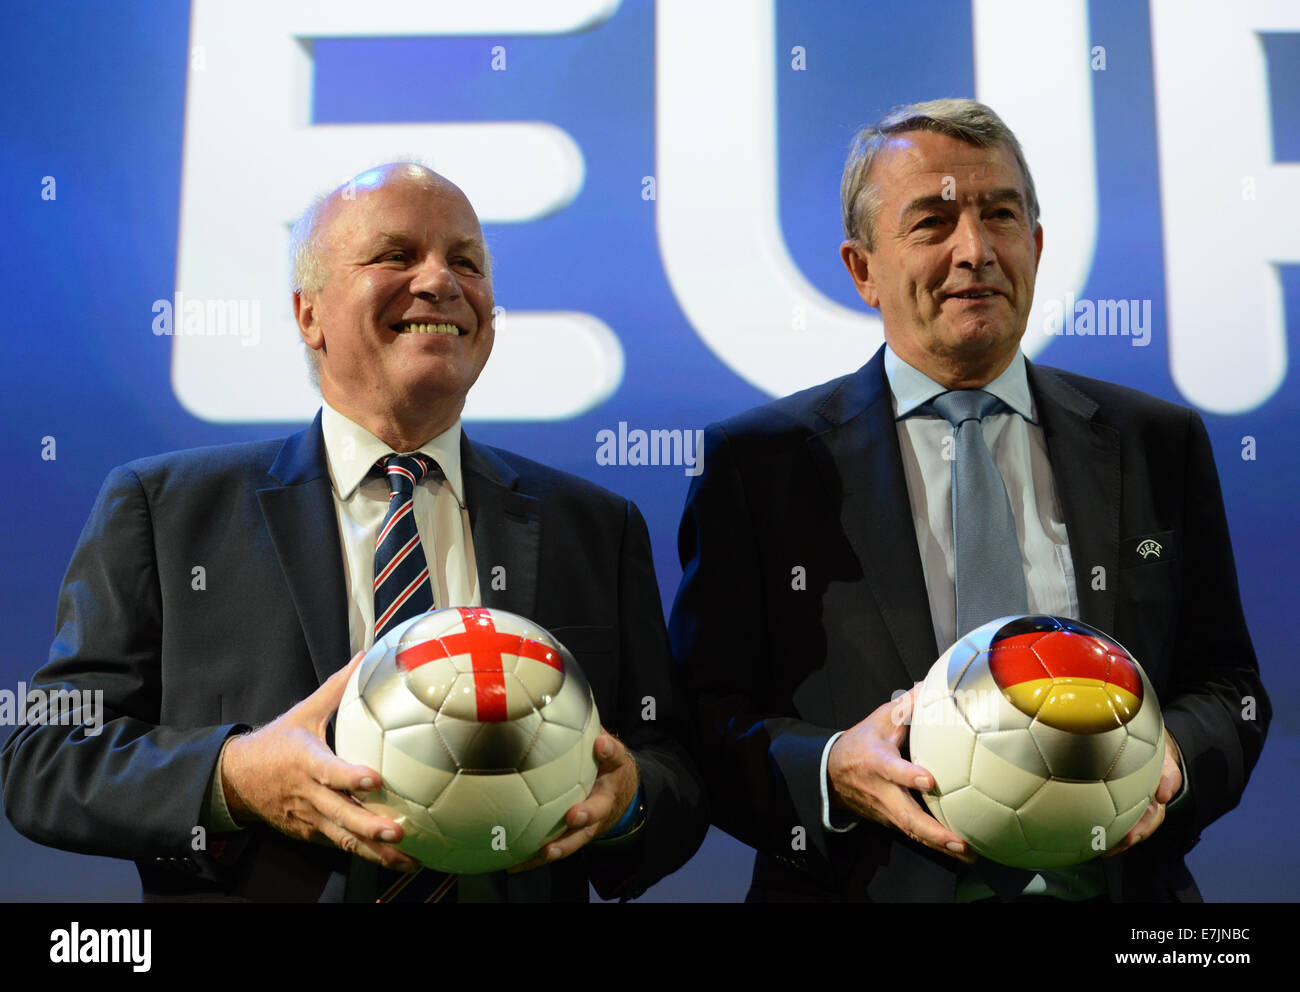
[392,321,465,336]
[945,288,1003,302]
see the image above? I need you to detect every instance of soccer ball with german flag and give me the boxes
[335,607,601,875]
[908,615,1164,869]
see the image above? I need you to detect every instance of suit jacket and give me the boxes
[669,346,1269,902]
[1,413,708,901]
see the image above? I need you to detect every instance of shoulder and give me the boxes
[94,436,296,514]
[1030,363,1199,434]
[470,441,636,517]
[123,437,287,480]
[709,368,869,453]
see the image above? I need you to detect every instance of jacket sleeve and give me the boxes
[583,500,710,899]
[0,465,240,879]
[669,424,843,879]
[1156,410,1270,852]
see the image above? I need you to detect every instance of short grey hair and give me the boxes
[840,98,1040,251]
[289,162,493,390]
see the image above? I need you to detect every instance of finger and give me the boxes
[529,820,603,867]
[303,729,386,794]
[876,749,938,793]
[312,782,410,851]
[592,730,629,769]
[1104,800,1163,858]
[312,814,418,871]
[508,820,601,874]
[1155,754,1181,805]
[562,780,617,832]
[878,687,918,731]
[508,783,620,874]
[877,786,975,863]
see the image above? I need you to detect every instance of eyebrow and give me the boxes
[365,231,487,258]
[900,187,1027,219]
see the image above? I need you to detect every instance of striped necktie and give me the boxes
[373,453,437,640]
[370,453,457,901]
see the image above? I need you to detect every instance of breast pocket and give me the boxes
[1120,530,1177,570]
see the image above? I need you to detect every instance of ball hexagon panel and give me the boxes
[969,738,1048,809]
[939,786,1031,862]
[535,656,594,733]
[382,729,457,804]
[430,771,538,847]
[1016,778,1116,853]
[364,662,443,732]
[1029,719,1127,781]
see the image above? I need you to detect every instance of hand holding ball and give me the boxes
[335,607,601,874]
[908,615,1165,869]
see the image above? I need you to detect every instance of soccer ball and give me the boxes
[335,607,601,874]
[908,615,1165,869]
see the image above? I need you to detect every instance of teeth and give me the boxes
[400,322,459,335]
[955,291,995,298]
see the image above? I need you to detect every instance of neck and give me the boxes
[324,393,460,452]
[892,343,1018,391]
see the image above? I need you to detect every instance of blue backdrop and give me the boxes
[1,0,1295,901]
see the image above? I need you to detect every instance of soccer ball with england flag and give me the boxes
[335,607,600,874]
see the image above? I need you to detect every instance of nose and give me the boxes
[408,251,461,301]
[951,210,996,270]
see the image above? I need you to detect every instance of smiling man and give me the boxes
[1,163,707,902]
[670,100,1268,902]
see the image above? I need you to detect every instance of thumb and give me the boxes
[300,649,366,726]
[593,729,627,769]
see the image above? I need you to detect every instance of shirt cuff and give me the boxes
[820,731,858,833]
[1166,730,1191,812]
[203,734,246,834]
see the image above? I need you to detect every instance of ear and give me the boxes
[1033,222,1043,270]
[294,290,324,352]
[840,240,880,309]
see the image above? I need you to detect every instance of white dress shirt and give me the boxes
[320,400,480,655]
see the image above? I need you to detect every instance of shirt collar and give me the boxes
[884,343,1037,423]
[320,399,466,504]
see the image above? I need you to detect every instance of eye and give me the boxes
[452,257,482,273]
[379,250,409,263]
[914,216,942,230]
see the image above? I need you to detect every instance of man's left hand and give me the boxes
[508,728,639,872]
[1104,730,1182,857]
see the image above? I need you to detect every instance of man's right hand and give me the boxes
[827,685,976,864]
[220,651,418,872]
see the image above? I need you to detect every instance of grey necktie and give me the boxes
[923,390,1029,640]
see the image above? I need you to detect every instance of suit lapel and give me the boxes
[460,433,541,620]
[811,349,939,688]
[257,412,353,687]
[1027,361,1121,636]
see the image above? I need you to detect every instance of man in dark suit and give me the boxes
[669,99,1268,902]
[1,163,707,901]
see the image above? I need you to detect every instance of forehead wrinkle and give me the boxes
[899,186,1027,219]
